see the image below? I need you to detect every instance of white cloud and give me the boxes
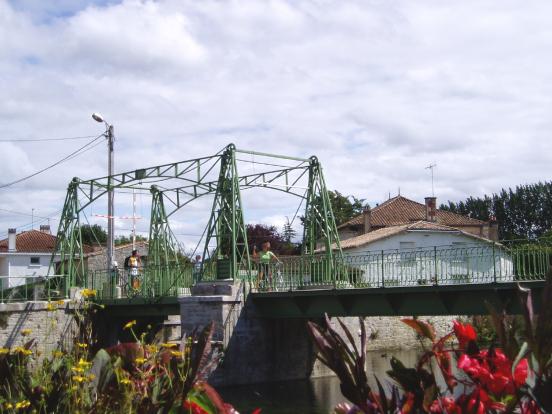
[1,0,552,247]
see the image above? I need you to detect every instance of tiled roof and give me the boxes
[338,196,486,229]
[0,230,56,253]
[325,220,489,251]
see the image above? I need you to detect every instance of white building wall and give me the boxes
[342,231,513,287]
[1,253,60,289]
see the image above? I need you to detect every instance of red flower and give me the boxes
[514,358,529,387]
[430,397,461,414]
[452,321,477,349]
[466,388,504,414]
[457,348,530,398]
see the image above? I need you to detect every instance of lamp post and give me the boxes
[92,113,115,271]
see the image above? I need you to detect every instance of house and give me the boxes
[331,196,511,286]
[0,225,61,289]
[338,195,498,243]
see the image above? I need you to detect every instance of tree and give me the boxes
[282,216,297,243]
[328,190,367,226]
[245,223,299,256]
[440,181,552,240]
[300,190,368,228]
[80,224,107,246]
[115,234,148,246]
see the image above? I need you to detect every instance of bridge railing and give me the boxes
[0,275,66,303]
[85,263,195,300]
[246,241,552,292]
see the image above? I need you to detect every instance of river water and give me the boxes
[218,349,423,414]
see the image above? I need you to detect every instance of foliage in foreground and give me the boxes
[0,295,258,414]
[308,278,552,413]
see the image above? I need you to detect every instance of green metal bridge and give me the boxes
[1,144,549,317]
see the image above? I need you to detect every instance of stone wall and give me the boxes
[86,242,148,272]
[0,301,77,356]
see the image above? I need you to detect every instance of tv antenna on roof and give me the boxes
[425,163,437,197]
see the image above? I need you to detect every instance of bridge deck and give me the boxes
[251,281,546,317]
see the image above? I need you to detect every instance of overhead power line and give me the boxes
[0,207,49,219]
[0,134,104,190]
[0,135,97,143]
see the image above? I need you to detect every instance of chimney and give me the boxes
[424,197,437,222]
[488,216,498,241]
[363,206,372,234]
[8,228,16,251]
[39,224,51,234]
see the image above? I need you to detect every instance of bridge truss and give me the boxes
[51,144,342,295]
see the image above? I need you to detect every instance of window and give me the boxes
[30,257,40,265]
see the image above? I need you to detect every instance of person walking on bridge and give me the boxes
[253,241,280,291]
[128,249,142,290]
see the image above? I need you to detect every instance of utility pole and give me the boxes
[107,124,115,269]
[132,189,136,250]
[425,163,437,197]
[92,113,115,270]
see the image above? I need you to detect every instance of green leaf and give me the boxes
[89,349,114,394]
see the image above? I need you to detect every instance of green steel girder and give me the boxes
[50,178,86,294]
[51,144,342,292]
[201,144,252,281]
[250,281,546,318]
[148,186,181,266]
[302,157,342,259]
[159,166,310,216]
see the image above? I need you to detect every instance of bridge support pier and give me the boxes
[179,281,354,386]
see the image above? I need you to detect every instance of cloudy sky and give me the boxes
[1,0,551,249]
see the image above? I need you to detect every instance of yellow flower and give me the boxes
[72,375,86,383]
[71,366,85,374]
[160,343,177,349]
[15,400,30,409]
[123,320,137,330]
[46,302,56,311]
[145,345,158,354]
[81,288,96,298]
[120,378,131,385]
[135,357,147,364]
[12,346,32,356]
[0,348,9,355]
[20,329,32,336]
[5,403,13,409]
[88,373,96,381]
[77,358,92,369]
[76,342,88,349]
[170,350,183,358]
[56,300,65,305]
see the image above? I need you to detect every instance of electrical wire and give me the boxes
[0,207,49,220]
[0,133,104,190]
[0,135,97,142]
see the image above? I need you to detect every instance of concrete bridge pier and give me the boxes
[179,281,346,386]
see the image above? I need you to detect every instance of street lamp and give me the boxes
[92,113,115,271]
